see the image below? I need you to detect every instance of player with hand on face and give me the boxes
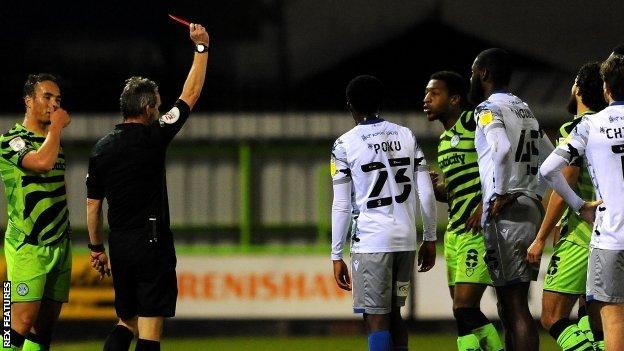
[0,73,71,351]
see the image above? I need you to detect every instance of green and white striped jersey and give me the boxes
[0,123,69,246]
[437,111,482,233]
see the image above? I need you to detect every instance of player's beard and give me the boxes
[567,93,577,115]
[469,77,485,105]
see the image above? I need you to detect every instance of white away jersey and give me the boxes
[331,118,426,253]
[555,103,624,249]
[475,92,543,203]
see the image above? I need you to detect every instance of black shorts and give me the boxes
[109,231,177,319]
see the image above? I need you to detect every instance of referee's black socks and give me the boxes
[135,339,160,351]
[104,325,134,351]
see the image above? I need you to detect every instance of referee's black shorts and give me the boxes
[109,230,177,319]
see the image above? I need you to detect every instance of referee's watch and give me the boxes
[88,243,105,252]
[195,43,209,53]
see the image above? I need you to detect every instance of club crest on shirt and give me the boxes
[17,283,29,296]
[450,134,460,147]
[8,137,26,152]
[477,110,494,126]
[159,107,180,126]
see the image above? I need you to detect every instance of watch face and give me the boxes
[196,44,207,53]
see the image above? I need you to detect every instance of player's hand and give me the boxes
[418,240,436,272]
[465,202,483,233]
[526,238,545,264]
[50,108,71,129]
[579,199,603,225]
[90,251,111,280]
[489,192,521,219]
[429,171,446,201]
[333,259,351,291]
[189,23,210,46]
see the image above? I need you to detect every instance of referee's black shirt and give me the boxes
[86,99,190,243]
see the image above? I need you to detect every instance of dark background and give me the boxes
[1,0,622,114]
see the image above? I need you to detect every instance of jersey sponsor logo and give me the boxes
[360,130,397,141]
[477,110,494,126]
[438,153,465,168]
[608,115,624,123]
[159,107,180,126]
[450,134,460,147]
[8,137,26,152]
[370,140,401,154]
[395,281,409,297]
[16,283,28,296]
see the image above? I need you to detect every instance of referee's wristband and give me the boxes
[88,243,105,252]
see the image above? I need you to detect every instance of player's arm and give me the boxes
[414,146,437,272]
[21,108,70,173]
[539,119,602,224]
[535,129,556,196]
[330,141,352,291]
[527,165,579,263]
[429,171,448,202]
[478,107,514,216]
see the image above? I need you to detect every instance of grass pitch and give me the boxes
[54,334,559,350]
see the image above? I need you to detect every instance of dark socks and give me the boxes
[453,307,489,335]
[135,339,160,351]
[104,325,134,351]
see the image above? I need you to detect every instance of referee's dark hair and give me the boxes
[430,71,471,109]
[612,43,624,56]
[23,73,59,98]
[346,75,384,114]
[120,76,159,119]
[576,62,607,112]
[601,54,624,101]
[474,48,513,87]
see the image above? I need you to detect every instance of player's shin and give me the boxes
[472,323,503,351]
[104,325,134,351]
[456,334,481,351]
[577,305,594,342]
[135,339,160,351]
[591,329,605,350]
[368,330,392,351]
[549,318,593,351]
[4,329,25,350]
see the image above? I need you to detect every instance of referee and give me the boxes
[86,23,209,351]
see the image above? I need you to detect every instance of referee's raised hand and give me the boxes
[189,23,209,46]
